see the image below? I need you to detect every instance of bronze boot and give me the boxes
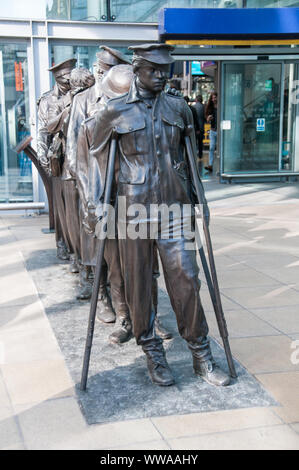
[76,265,93,300]
[154,316,172,340]
[69,254,80,274]
[96,287,116,324]
[193,358,230,387]
[56,239,69,260]
[109,312,133,344]
[189,337,230,387]
[143,341,175,387]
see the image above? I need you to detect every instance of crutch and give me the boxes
[184,127,237,378]
[80,134,117,391]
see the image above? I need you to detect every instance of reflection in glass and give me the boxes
[281,64,299,171]
[46,0,244,23]
[0,43,32,203]
[1,0,299,23]
[222,63,282,173]
[46,0,107,21]
[245,1,299,7]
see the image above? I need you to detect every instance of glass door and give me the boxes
[0,43,32,203]
[222,62,282,173]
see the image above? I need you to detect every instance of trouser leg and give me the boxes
[118,237,156,346]
[52,176,70,259]
[64,179,81,261]
[105,238,129,318]
[156,237,230,385]
[152,244,159,316]
[118,237,174,385]
[209,130,217,167]
[105,238,132,344]
[157,237,210,358]
[152,245,172,340]
[197,130,203,159]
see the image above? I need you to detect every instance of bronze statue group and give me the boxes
[37,44,232,389]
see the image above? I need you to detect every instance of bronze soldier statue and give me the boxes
[47,68,95,275]
[65,46,131,317]
[37,58,77,260]
[79,63,172,343]
[76,64,134,344]
[89,44,230,387]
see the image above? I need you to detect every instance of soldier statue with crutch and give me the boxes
[81,44,236,390]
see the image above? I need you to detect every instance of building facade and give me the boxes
[1,1,299,206]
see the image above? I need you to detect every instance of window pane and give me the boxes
[110,1,244,23]
[0,43,32,202]
[0,0,47,19]
[246,1,299,7]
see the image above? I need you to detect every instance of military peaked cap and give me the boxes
[48,58,77,75]
[96,46,131,66]
[128,43,175,65]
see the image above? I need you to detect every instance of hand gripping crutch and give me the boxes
[184,127,237,378]
[80,134,117,391]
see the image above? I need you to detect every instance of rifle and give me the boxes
[15,136,54,232]
[47,131,64,178]
[184,126,237,378]
[80,134,117,391]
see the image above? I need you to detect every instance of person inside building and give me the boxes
[194,94,205,160]
[167,78,181,96]
[205,91,217,173]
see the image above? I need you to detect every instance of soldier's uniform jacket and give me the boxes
[89,78,206,221]
[47,92,72,136]
[76,115,103,234]
[36,84,61,175]
[65,82,103,180]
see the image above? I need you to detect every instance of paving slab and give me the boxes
[256,372,299,423]
[0,372,11,410]
[222,285,299,310]
[0,301,51,333]
[251,306,299,335]
[290,423,299,434]
[16,397,87,450]
[168,424,299,450]
[230,335,299,374]
[151,407,282,439]
[1,359,74,406]
[17,396,164,450]
[0,327,64,364]
[214,268,282,289]
[0,415,24,450]
[228,253,299,271]
[204,308,281,340]
[110,440,171,450]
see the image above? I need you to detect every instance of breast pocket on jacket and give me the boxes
[116,120,148,157]
[162,115,184,149]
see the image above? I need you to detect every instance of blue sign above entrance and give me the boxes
[158,8,299,42]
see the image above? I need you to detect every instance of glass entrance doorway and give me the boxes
[222,61,299,175]
[0,43,32,203]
